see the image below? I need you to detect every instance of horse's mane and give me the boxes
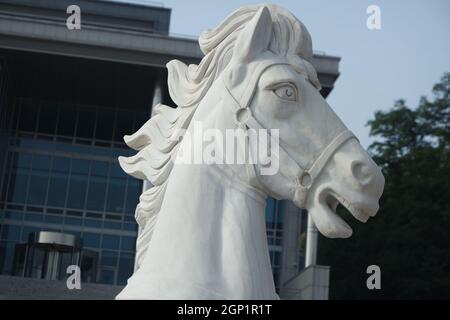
[118,4,320,269]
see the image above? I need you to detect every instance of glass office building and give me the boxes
[0,49,295,288]
[0,50,154,285]
[0,0,340,292]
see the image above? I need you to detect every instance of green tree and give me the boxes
[318,73,450,299]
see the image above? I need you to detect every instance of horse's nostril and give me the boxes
[351,161,372,185]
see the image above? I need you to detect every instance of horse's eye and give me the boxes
[273,84,297,101]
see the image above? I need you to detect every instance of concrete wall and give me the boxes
[0,275,123,300]
[1,267,329,300]
[279,265,330,300]
[279,201,303,285]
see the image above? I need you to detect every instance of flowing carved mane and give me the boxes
[118,4,320,269]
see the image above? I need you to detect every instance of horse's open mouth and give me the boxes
[325,191,375,223]
[313,189,379,238]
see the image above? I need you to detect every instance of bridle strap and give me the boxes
[221,63,356,207]
[292,130,355,207]
[232,57,290,110]
[308,130,355,182]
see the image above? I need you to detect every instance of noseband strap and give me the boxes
[293,130,355,207]
[221,64,356,208]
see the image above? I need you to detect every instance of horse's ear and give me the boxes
[233,6,272,62]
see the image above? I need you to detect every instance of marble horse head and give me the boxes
[116,4,385,299]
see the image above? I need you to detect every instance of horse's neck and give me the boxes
[166,77,267,210]
[164,160,267,219]
[147,89,274,296]
[121,81,278,298]
[162,93,268,220]
[151,159,274,298]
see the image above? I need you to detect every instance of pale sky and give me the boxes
[154,0,449,148]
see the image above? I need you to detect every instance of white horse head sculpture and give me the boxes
[116,4,385,299]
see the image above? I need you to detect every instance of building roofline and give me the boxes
[97,0,167,9]
[0,0,341,95]
[0,0,171,34]
[0,0,171,13]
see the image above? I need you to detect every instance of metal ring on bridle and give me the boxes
[234,107,251,128]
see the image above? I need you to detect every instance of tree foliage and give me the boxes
[318,73,450,299]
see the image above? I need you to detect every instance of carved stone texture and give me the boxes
[115,4,385,299]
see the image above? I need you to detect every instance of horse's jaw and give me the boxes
[301,139,385,239]
[305,194,353,238]
[304,187,379,239]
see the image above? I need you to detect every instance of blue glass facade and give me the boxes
[0,97,149,285]
[265,197,284,287]
[0,51,288,289]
